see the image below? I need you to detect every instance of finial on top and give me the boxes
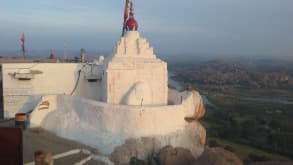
[122,0,138,36]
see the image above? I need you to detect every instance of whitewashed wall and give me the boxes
[30,90,206,157]
[2,63,102,118]
[103,58,168,106]
[102,31,168,106]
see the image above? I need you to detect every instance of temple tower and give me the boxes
[102,0,168,105]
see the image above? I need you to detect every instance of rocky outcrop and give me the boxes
[193,147,243,165]
[191,91,206,120]
[157,146,195,165]
[110,121,206,164]
[110,137,161,164]
[248,161,293,165]
[117,146,244,165]
[168,89,206,120]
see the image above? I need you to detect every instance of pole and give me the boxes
[20,33,26,59]
[122,0,129,36]
[64,41,67,61]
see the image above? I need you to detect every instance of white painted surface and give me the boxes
[102,31,168,105]
[113,31,155,58]
[30,90,205,156]
[24,149,114,165]
[2,63,102,118]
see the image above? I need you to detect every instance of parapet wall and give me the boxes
[30,90,206,156]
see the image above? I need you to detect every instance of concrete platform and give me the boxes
[0,119,107,165]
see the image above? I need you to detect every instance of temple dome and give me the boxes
[126,17,138,31]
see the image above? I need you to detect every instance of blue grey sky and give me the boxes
[0,0,292,57]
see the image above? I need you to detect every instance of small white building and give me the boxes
[1,63,103,118]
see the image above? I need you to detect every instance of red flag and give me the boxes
[20,33,26,59]
[124,0,129,21]
[122,0,129,36]
[21,33,25,53]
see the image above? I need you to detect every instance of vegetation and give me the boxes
[170,58,293,163]
[204,95,293,156]
[207,138,289,164]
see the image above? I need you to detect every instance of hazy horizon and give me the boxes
[0,0,292,57]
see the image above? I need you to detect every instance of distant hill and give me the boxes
[171,58,293,89]
[0,50,110,61]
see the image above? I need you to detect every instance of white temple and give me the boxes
[0,0,206,163]
[102,31,168,105]
[102,2,167,106]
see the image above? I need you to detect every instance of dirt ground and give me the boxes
[0,119,106,165]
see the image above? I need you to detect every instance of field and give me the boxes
[203,91,293,163]
[169,58,293,163]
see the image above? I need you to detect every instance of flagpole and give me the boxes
[64,41,67,61]
[21,33,26,59]
[122,0,129,37]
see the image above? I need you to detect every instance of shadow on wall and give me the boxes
[120,81,152,106]
[70,66,82,96]
[72,64,103,101]
[18,95,42,115]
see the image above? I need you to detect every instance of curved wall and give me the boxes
[30,90,206,156]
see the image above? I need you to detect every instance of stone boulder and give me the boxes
[248,161,293,165]
[110,121,206,164]
[157,146,195,165]
[110,137,161,164]
[193,147,243,165]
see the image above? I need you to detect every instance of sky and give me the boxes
[0,0,292,57]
